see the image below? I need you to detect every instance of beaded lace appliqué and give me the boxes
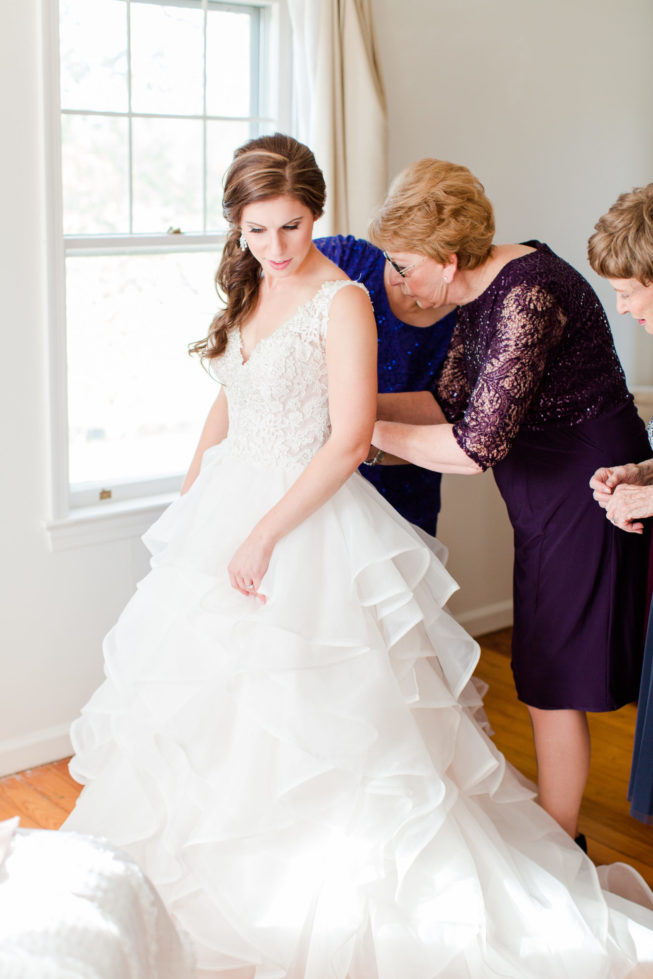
[211,280,367,470]
[436,244,630,469]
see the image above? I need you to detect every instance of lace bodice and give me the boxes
[211,280,366,470]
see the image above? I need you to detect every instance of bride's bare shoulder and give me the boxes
[311,247,351,282]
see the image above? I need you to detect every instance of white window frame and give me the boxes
[41,0,292,550]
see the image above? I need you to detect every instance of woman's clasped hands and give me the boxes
[590,461,653,533]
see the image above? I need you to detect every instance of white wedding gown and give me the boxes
[63,280,653,979]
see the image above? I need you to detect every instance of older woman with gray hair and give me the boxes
[370,159,651,850]
[588,182,653,825]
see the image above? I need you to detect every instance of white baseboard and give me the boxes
[454,599,513,638]
[0,723,72,778]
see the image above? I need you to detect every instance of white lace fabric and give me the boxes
[211,280,367,470]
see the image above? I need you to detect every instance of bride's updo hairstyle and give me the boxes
[191,133,326,361]
[369,158,495,271]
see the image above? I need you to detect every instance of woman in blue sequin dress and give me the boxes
[589,183,653,825]
[315,235,455,535]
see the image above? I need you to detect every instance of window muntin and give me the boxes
[55,0,281,510]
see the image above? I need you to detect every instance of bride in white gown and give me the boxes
[63,134,653,979]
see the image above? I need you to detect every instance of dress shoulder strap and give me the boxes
[315,280,370,340]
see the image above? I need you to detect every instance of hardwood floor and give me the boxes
[0,757,80,830]
[477,628,653,884]
[1,627,652,884]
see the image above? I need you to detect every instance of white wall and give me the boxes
[373,0,653,383]
[1,0,652,776]
[0,1,147,775]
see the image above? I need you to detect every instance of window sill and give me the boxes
[45,493,176,551]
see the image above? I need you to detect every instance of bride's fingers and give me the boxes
[230,571,266,600]
[245,577,267,602]
[229,572,250,595]
[242,576,266,602]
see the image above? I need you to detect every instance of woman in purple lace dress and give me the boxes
[588,183,653,824]
[369,159,651,849]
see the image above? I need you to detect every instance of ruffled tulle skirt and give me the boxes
[63,443,653,978]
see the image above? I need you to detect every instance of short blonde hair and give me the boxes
[369,158,495,270]
[588,184,653,286]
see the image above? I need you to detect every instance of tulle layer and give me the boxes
[64,447,653,978]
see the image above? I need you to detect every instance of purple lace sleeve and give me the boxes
[441,284,567,469]
[433,325,469,422]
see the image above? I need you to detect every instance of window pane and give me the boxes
[206,120,277,231]
[66,251,219,488]
[132,117,203,232]
[206,120,252,229]
[130,2,204,116]
[206,9,253,118]
[62,114,129,234]
[59,0,128,112]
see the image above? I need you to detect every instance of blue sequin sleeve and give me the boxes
[315,236,456,534]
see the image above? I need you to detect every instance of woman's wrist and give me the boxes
[248,520,279,552]
[362,446,385,466]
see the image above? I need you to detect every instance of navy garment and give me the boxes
[315,235,456,535]
[631,608,653,824]
[629,417,653,824]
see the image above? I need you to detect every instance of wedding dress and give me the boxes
[63,280,653,978]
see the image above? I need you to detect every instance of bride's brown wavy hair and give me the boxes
[190,133,326,362]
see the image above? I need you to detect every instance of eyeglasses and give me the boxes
[383,251,425,278]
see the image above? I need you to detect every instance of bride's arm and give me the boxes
[180,388,229,495]
[228,285,377,599]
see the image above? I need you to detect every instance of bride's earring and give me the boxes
[239,233,248,253]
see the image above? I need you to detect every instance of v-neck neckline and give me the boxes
[237,280,337,366]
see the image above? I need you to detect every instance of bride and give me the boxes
[63,133,653,979]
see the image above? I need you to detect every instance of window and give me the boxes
[45,0,290,532]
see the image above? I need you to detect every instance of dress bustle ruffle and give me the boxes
[64,445,653,978]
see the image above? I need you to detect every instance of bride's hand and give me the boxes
[227,533,273,602]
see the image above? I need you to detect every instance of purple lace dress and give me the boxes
[438,241,650,710]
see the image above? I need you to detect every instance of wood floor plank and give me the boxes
[0,777,67,829]
[0,787,22,821]
[21,763,82,812]
[475,629,653,885]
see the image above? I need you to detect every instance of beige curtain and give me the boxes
[286,0,388,238]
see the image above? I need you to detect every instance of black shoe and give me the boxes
[574,832,588,853]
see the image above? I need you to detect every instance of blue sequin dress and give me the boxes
[629,418,653,823]
[315,235,455,535]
